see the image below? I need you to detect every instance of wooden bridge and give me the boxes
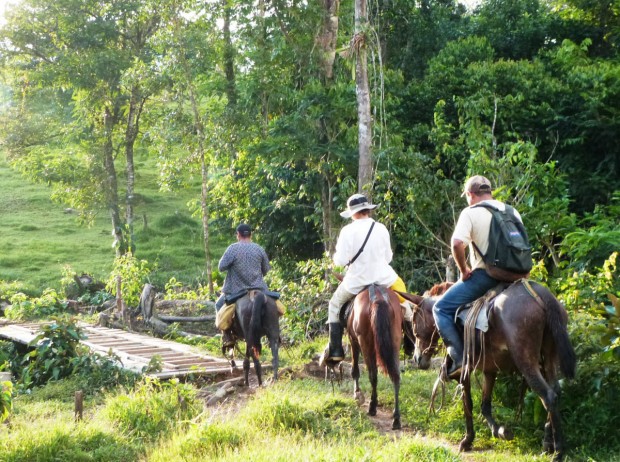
[0,321,234,379]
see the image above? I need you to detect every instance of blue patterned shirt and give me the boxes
[218,241,270,294]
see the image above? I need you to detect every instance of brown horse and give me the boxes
[347,284,403,429]
[400,280,576,461]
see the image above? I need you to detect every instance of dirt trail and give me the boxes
[199,360,481,461]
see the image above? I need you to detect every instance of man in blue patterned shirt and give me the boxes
[216,224,270,345]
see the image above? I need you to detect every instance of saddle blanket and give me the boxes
[456,304,490,332]
[215,296,286,330]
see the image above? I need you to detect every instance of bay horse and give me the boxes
[400,280,576,461]
[225,290,280,386]
[347,284,403,429]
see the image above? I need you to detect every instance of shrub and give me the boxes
[0,377,13,421]
[106,252,151,308]
[20,317,86,387]
[5,289,68,320]
[104,377,199,440]
[266,256,334,345]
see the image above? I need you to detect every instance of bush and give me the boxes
[104,377,199,440]
[265,257,334,345]
[106,252,151,308]
[20,317,86,387]
[5,289,68,320]
[0,377,13,421]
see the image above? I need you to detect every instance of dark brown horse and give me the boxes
[400,280,576,461]
[226,290,280,386]
[347,284,403,429]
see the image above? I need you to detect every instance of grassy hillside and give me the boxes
[0,154,228,295]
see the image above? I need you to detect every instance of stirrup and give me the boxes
[319,344,344,368]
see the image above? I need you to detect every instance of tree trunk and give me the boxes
[317,0,340,81]
[317,0,340,254]
[103,106,125,256]
[354,0,373,193]
[222,0,237,108]
[124,85,144,252]
[103,105,129,322]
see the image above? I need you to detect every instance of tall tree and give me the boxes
[354,0,373,192]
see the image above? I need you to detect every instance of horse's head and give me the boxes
[411,296,440,370]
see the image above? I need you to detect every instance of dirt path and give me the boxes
[198,360,481,461]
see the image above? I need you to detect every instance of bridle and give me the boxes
[411,299,439,356]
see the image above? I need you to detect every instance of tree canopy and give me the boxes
[1,0,618,290]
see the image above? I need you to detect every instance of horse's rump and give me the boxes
[351,286,402,381]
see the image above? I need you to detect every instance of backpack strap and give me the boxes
[346,221,375,267]
[470,202,499,259]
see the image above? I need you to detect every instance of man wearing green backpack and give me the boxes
[433,175,531,379]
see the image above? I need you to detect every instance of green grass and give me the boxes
[0,154,229,295]
[1,359,618,462]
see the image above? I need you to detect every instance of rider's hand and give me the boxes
[460,267,473,281]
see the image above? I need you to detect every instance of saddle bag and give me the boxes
[215,303,236,330]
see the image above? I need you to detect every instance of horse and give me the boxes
[225,290,280,386]
[400,280,576,461]
[347,284,403,430]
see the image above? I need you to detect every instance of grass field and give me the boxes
[0,154,228,295]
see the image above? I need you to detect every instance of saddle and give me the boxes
[338,284,392,327]
[454,284,508,334]
[217,289,285,331]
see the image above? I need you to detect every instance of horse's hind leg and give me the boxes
[540,350,565,460]
[517,350,565,459]
[252,352,263,387]
[392,378,401,430]
[367,361,378,417]
[350,337,364,404]
[269,335,279,382]
[243,355,251,387]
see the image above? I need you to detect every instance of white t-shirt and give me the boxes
[452,200,523,270]
[333,217,398,294]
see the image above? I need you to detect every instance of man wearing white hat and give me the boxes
[320,193,412,365]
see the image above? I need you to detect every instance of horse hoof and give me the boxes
[368,408,377,417]
[354,391,365,405]
[498,426,513,440]
[392,420,401,430]
[458,440,472,453]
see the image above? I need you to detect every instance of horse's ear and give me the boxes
[396,291,424,306]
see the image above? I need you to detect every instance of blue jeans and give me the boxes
[432,269,498,361]
[215,294,225,311]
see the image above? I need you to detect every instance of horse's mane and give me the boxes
[424,281,454,297]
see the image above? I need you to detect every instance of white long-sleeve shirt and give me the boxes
[333,217,398,294]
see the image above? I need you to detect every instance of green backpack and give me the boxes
[472,203,532,282]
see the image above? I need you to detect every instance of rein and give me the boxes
[522,279,545,308]
[412,301,439,356]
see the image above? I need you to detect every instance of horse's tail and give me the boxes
[249,291,265,358]
[372,299,400,383]
[538,284,577,379]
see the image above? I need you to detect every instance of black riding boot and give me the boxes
[319,322,345,367]
[327,322,345,361]
[439,327,464,379]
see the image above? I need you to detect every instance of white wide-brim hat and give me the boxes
[340,193,378,218]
